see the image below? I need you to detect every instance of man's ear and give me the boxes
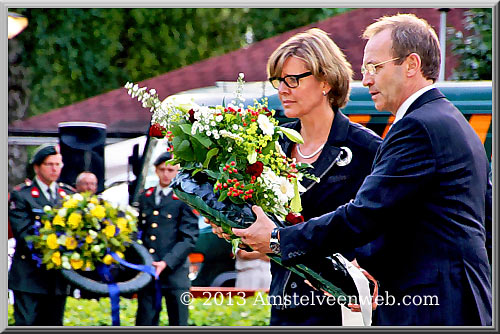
[406,53,422,78]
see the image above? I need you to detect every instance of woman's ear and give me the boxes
[321,80,332,95]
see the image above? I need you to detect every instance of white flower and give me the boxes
[58,234,66,245]
[89,230,98,238]
[257,114,274,136]
[247,151,258,164]
[92,245,101,253]
[277,177,295,201]
[58,208,67,217]
[72,193,83,201]
[215,115,223,122]
[239,72,245,79]
[232,124,239,131]
[43,205,52,213]
[62,261,72,270]
[206,130,212,137]
[213,133,220,139]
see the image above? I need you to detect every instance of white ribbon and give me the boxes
[332,253,372,326]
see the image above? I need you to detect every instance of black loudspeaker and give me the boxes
[58,122,106,193]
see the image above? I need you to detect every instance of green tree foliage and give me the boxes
[246,8,351,41]
[448,9,492,80]
[9,8,350,121]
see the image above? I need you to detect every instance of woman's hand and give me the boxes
[206,217,232,241]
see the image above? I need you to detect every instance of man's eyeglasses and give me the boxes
[42,162,63,168]
[360,57,400,76]
[269,72,313,89]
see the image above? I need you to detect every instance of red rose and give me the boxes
[245,161,264,178]
[188,109,196,123]
[286,212,304,225]
[149,123,165,138]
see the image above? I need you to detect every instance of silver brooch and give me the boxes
[335,147,352,166]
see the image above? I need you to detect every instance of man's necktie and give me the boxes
[157,190,165,206]
[48,188,56,204]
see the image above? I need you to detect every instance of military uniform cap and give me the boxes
[154,151,172,166]
[30,144,60,165]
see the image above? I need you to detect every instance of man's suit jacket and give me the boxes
[138,187,199,289]
[8,179,75,295]
[279,89,492,326]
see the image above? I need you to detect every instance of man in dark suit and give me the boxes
[135,152,199,326]
[75,171,98,194]
[232,14,492,326]
[8,144,75,325]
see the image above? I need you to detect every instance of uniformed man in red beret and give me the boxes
[8,144,75,325]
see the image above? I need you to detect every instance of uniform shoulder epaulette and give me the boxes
[58,182,76,192]
[12,180,32,192]
[145,187,155,197]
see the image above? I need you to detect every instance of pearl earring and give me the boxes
[322,91,327,96]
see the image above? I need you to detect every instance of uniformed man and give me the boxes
[135,152,199,326]
[8,144,75,325]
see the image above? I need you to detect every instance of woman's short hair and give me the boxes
[267,28,353,109]
[362,13,441,82]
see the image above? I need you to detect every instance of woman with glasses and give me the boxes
[264,28,383,326]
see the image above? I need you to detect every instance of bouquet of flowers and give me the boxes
[126,74,317,228]
[124,75,368,300]
[26,192,140,271]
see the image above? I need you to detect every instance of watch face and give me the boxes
[270,239,280,254]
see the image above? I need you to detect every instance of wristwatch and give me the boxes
[269,227,281,255]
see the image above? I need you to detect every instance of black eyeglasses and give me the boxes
[269,72,313,89]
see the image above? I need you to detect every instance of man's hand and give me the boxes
[232,206,275,254]
[152,260,167,278]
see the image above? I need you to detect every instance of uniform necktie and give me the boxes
[157,190,165,206]
[48,188,56,204]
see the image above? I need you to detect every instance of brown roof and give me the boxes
[9,8,466,137]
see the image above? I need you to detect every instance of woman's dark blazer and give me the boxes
[269,110,382,324]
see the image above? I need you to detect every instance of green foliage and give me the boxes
[10,8,351,120]
[448,9,492,80]
[12,8,249,119]
[8,294,271,326]
[246,8,352,42]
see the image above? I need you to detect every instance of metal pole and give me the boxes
[438,8,450,81]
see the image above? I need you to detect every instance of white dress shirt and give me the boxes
[155,186,172,206]
[35,176,57,201]
[392,84,436,126]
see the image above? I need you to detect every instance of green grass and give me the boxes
[7,293,271,326]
